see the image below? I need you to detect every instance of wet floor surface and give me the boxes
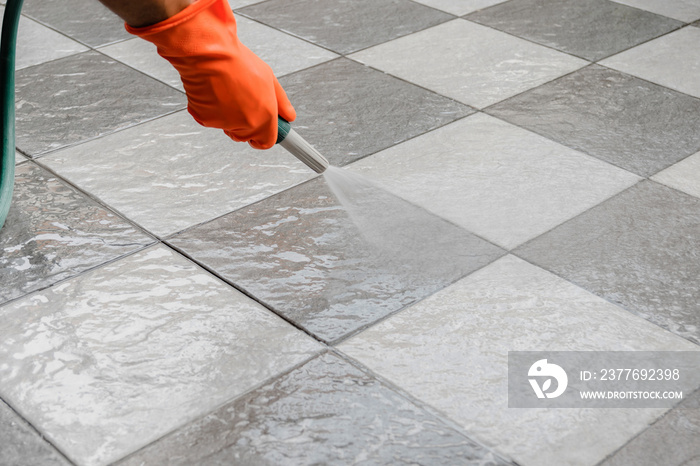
[2,0,700,465]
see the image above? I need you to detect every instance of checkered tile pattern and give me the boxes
[2,0,699,465]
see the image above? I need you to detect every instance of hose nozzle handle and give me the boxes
[276,117,329,174]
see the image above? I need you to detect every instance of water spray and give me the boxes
[276,117,329,174]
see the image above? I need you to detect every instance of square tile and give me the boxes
[0,8,87,70]
[487,65,700,176]
[0,399,69,466]
[516,181,700,344]
[0,245,323,466]
[98,39,184,91]
[652,151,700,199]
[467,0,681,61]
[41,111,315,238]
[600,389,700,466]
[0,163,153,306]
[347,114,640,250]
[15,51,186,156]
[120,353,511,466]
[411,0,508,15]
[21,0,130,47]
[238,0,454,54]
[610,0,700,22]
[601,27,700,99]
[339,255,697,466]
[169,176,505,344]
[279,58,473,166]
[350,19,586,109]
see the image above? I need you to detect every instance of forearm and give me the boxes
[97,0,195,27]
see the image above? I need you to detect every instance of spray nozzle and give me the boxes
[276,117,329,174]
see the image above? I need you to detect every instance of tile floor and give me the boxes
[1,0,700,465]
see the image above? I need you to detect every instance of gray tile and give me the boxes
[238,0,454,54]
[15,51,186,156]
[601,389,700,466]
[516,181,700,345]
[487,65,700,177]
[279,59,473,166]
[170,175,504,344]
[412,0,508,16]
[120,353,511,466]
[0,400,69,466]
[0,245,322,466]
[610,0,700,22]
[21,0,130,47]
[467,0,681,61]
[652,151,700,199]
[0,163,153,306]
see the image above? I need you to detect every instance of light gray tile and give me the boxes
[411,0,508,15]
[0,399,69,466]
[120,353,511,466]
[652,151,700,199]
[15,51,186,156]
[610,0,700,22]
[347,114,640,249]
[467,0,682,61]
[487,65,700,176]
[14,151,24,165]
[0,245,323,466]
[601,27,700,99]
[339,255,697,466]
[350,19,586,108]
[21,0,130,47]
[0,8,87,70]
[516,181,700,345]
[170,176,504,344]
[41,111,314,237]
[238,0,454,54]
[0,163,153,306]
[279,58,473,166]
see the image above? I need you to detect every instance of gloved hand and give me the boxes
[126,0,296,149]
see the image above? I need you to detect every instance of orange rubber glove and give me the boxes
[126,0,296,149]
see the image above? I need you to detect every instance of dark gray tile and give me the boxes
[0,163,154,306]
[693,20,700,28]
[120,353,511,466]
[279,59,473,166]
[487,65,700,177]
[467,0,681,61]
[15,51,186,156]
[516,181,700,345]
[601,389,700,466]
[238,0,454,54]
[21,0,130,47]
[170,175,504,343]
[0,399,69,466]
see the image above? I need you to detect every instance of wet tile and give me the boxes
[601,27,700,99]
[350,19,586,109]
[467,0,681,61]
[610,0,700,22]
[238,0,454,54]
[487,65,700,177]
[121,353,511,466]
[0,245,322,466]
[0,163,153,306]
[348,114,639,250]
[21,0,130,47]
[41,111,314,237]
[0,8,87,70]
[14,151,24,165]
[98,39,184,91]
[516,181,700,344]
[339,255,697,466]
[652,152,700,199]
[279,58,473,166]
[411,0,508,15]
[0,399,69,466]
[170,175,504,344]
[600,389,700,466]
[230,0,264,7]
[15,51,186,157]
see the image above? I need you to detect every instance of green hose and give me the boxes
[0,0,23,230]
